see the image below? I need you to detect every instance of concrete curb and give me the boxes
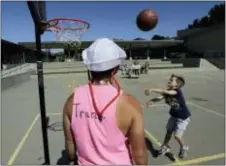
[31,66,185,75]
[1,72,31,91]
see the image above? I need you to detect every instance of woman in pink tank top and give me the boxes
[63,38,148,165]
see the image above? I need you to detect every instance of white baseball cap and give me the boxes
[82,38,126,71]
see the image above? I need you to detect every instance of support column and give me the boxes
[68,45,71,60]
[163,48,167,60]
[22,51,25,64]
[129,44,132,61]
[146,48,150,60]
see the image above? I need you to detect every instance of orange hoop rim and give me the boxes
[43,17,90,31]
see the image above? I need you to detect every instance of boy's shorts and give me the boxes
[166,116,190,137]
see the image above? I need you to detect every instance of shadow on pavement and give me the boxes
[145,137,159,158]
[56,138,175,165]
[145,137,176,162]
[48,122,63,132]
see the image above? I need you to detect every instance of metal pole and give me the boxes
[35,25,50,165]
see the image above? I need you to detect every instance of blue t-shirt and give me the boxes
[164,88,191,120]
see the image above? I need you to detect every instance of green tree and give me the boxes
[151,35,166,40]
[192,19,199,28]
[187,24,193,29]
[208,3,225,25]
[133,37,146,40]
[186,3,225,29]
[48,54,56,62]
[54,51,65,57]
[113,38,123,40]
[199,16,209,27]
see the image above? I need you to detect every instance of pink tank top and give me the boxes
[71,84,132,165]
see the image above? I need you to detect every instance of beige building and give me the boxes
[177,23,225,55]
[177,23,225,69]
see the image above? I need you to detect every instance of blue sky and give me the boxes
[1,1,222,43]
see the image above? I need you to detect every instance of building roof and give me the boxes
[18,39,184,49]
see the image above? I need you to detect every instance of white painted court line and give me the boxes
[187,102,225,118]
[143,102,225,118]
[7,113,64,165]
[47,112,62,116]
[7,114,40,165]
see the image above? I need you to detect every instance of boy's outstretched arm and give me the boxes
[143,96,164,108]
[150,95,164,102]
[149,88,177,96]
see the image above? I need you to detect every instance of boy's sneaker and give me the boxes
[178,146,189,159]
[158,144,170,155]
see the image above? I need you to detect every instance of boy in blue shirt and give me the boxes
[145,74,191,159]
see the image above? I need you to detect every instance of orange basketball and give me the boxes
[136,9,158,31]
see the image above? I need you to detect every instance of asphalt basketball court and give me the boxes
[1,69,225,165]
[2,2,225,165]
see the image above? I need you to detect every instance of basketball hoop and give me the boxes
[43,18,90,48]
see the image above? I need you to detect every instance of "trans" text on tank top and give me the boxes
[73,103,105,120]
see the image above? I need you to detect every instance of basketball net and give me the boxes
[46,19,89,48]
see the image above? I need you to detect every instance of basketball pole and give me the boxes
[35,24,51,165]
[27,3,50,164]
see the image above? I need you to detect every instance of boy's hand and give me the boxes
[146,101,153,108]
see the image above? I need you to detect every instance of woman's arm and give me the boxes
[63,94,76,164]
